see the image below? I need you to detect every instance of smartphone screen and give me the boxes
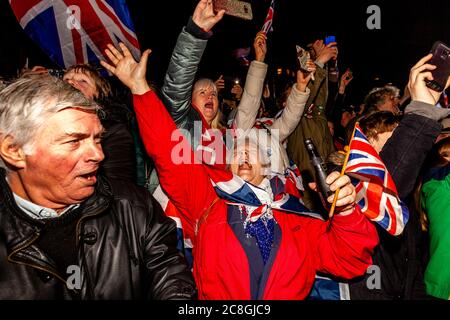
[324,35,336,45]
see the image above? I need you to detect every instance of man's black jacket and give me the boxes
[0,169,196,299]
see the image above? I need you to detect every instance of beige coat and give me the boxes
[233,60,311,175]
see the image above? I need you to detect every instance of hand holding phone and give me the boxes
[193,0,225,32]
[296,45,315,81]
[426,41,450,92]
[409,54,447,105]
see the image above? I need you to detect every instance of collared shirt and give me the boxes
[5,177,79,219]
[12,193,80,220]
[6,176,79,219]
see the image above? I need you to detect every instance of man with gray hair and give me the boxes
[0,74,195,299]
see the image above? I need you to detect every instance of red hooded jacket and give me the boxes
[133,90,379,300]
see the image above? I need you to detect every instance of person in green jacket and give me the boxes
[287,39,338,211]
[421,136,450,300]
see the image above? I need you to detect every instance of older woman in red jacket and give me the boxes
[101,9,378,301]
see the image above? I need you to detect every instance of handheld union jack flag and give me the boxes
[345,124,409,236]
[261,0,275,34]
[9,0,141,68]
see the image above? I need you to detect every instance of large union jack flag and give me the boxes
[345,124,409,236]
[9,0,140,68]
[261,0,275,34]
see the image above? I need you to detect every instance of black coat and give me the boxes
[349,106,442,300]
[0,169,196,299]
[98,97,136,183]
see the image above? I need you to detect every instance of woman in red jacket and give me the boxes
[101,27,378,303]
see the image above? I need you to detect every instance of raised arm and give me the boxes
[233,31,268,130]
[302,40,338,109]
[133,91,217,224]
[101,42,217,227]
[270,65,315,141]
[380,54,450,199]
[161,0,224,125]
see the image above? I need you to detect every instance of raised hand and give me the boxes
[296,59,316,92]
[408,53,449,105]
[339,69,353,94]
[315,42,338,65]
[312,40,325,58]
[253,31,267,62]
[231,83,243,100]
[100,42,151,95]
[193,0,225,32]
[215,75,225,92]
[341,69,353,87]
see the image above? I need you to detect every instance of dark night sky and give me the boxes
[0,0,449,105]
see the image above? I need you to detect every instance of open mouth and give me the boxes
[204,102,214,110]
[78,170,98,183]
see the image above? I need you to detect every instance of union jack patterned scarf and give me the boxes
[204,163,323,222]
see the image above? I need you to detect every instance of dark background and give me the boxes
[0,0,449,105]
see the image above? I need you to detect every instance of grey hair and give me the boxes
[0,74,100,170]
[226,128,273,177]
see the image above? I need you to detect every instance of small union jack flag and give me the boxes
[261,0,275,34]
[345,124,409,236]
[9,0,141,68]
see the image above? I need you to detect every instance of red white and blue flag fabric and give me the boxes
[9,0,140,68]
[153,185,194,268]
[345,124,409,236]
[261,0,275,34]
[204,163,323,222]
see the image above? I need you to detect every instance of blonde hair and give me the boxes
[211,109,224,130]
[193,78,223,129]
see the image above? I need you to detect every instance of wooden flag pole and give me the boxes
[328,122,359,217]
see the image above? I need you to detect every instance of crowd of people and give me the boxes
[0,0,449,300]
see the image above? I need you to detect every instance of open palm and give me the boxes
[101,42,151,94]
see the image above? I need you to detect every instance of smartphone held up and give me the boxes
[213,0,253,20]
[426,41,450,92]
[296,45,315,80]
[324,35,336,46]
